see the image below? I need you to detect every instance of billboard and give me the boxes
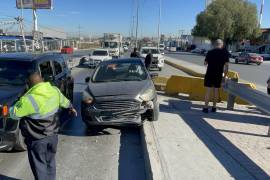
[16,0,53,9]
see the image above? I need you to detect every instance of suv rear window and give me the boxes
[0,60,33,85]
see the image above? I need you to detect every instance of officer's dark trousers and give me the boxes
[26,135,58,180]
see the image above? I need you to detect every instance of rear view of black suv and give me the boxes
[0,53,74,151]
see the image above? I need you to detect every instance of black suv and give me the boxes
[0,53,74,151]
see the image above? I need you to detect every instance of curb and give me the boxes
[165,60,204,77]
[140,121,170,180]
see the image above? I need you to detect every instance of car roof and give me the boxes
[100,58,143,64]
[0,52,63,62]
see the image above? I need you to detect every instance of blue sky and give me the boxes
[0,0,268,37]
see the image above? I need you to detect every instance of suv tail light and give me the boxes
[1,105,8,118]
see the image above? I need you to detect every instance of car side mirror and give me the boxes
[150,73,158,79]
[85,77,91,83]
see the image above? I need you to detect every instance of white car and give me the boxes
[123,45,129,52]
[89,49,112,68]
[140,47,165,71]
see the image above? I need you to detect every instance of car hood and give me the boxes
[0,85,25,105]
[88,80,153,97]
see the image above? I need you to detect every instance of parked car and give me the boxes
[81,59,159,129]
[140,47,165,71]
[89,49,112,68]
[235,52,263,65]
[0,53,74,151]
[61,46,74,54]
[190,48,202,54]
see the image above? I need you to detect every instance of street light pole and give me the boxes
[135,0,139,48]
[259,0,264,28]
[157,0,161,50]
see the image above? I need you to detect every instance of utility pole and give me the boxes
[78,25,81,48]
[157,0,161,50]
[259,0,264,28]
[135,0,139,48]
[19,0,27,52]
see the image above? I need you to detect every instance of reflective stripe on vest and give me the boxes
[26,94,39,113]
[26,95,59,120]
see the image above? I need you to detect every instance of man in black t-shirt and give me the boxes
[203,39,229,113]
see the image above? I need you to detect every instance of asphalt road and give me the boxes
[165,52,270,91]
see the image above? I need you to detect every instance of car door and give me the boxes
[52,58,67,92]
[38,60,54,82]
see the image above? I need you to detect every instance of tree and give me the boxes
[192,0,260,44]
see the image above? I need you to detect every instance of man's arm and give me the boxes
[204,52,209,65]
[223,62,229,77]
[9,96,36,120]
[55,87,77,116]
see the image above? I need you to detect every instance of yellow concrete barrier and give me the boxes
[164,75,252,105]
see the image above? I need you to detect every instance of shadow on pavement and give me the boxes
[118,127,146,180]
[160,98,270,180]
[0,175,20,180]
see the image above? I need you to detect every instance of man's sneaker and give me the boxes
[202,108,209,113]
[211,107,217,113]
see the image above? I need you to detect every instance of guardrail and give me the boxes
[224,80,270,136]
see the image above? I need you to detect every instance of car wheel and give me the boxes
[158,67,162,71]
[235,59,238,64]
[14,129,27,151]
[245,60,249,65]
[257,62,261,66]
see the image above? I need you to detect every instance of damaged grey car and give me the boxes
[81,58,159,128]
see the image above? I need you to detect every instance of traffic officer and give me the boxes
[8,72,77,180]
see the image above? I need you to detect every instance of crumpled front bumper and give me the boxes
[82,101,154,126]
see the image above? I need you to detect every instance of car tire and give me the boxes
[235,59,238,64]
[257,63,261,66]
[158,67,162,71]
[14,130,27,151]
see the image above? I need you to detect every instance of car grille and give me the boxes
[95,100,140,111]
[94,100,141,120]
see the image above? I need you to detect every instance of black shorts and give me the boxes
[204,75,222,88]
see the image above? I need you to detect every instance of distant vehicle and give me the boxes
[88,49,112,68]
[159,44,165,55]
[61,46,74,54]
[81,59,159,129]
[123,45,129,52]
[0,53,74,151]
[140,47,165,71]
[235,52,263,65]
[102,33,123,57]
[190,48,202,54]
[231,49,249,59]
[255,44,270,60]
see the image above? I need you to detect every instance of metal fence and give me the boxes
[0,39,79,53]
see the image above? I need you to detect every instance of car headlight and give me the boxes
[140,89,155,102]
[82,90,93,104]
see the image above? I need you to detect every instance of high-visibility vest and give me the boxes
[9,82,71,120]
